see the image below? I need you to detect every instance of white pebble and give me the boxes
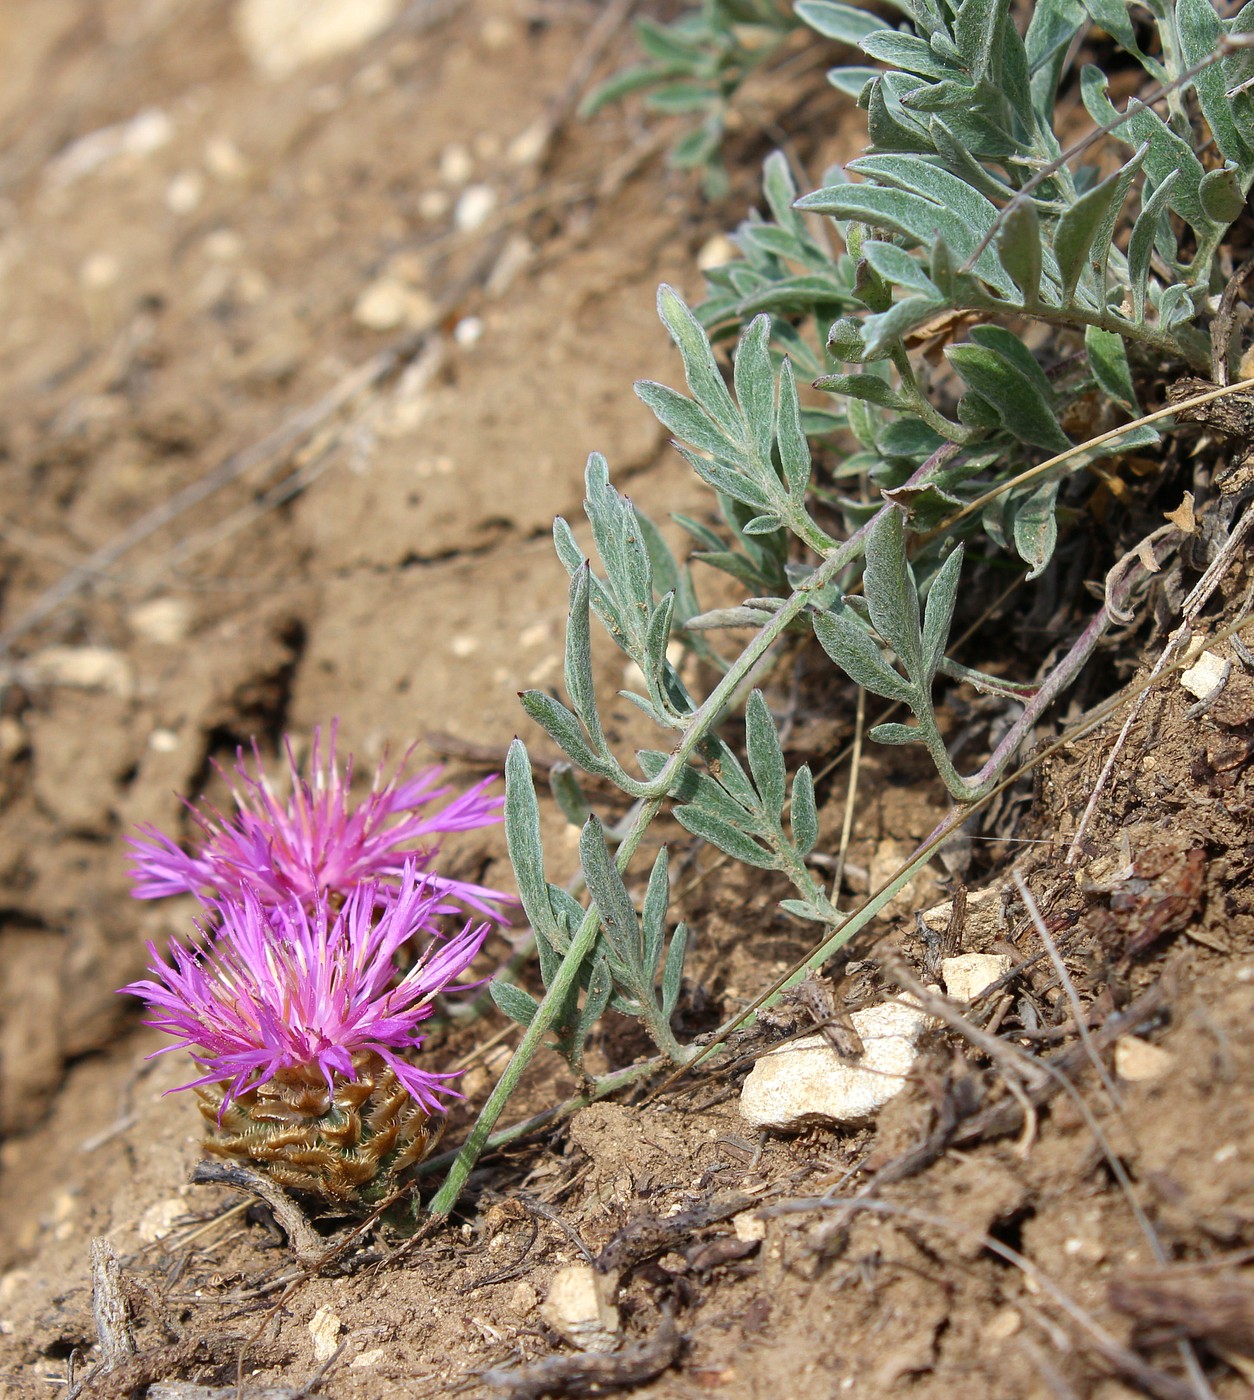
[942,953,1011,1003]
[130,596,192,645]
[453,184,496,233]
[1180,649,1227,700]
[439,142,474,185]
[307,1304,342,1362]
[740,999,930,1129]
[453,315,483,347]
[1114,1035,1174,1083]
[353,277,434,332]
[165,170,204,214]
[541,1265,620,1352]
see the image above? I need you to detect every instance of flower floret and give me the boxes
[127,723,511,921]
[122,862,487,1116]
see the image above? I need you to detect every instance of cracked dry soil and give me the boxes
[0,3,1252,1398]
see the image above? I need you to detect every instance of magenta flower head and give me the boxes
[121,862,487,1206]
[128,723,512,923]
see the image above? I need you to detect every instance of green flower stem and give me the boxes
[427,795,663,1216]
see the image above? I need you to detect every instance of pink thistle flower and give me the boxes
[121,862,486,1118]
[128,724,512,922]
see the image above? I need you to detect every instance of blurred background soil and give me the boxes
[0,3,1250,1398]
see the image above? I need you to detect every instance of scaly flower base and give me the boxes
[195,1051,443,1209]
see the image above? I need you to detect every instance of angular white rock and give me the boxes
[1115,1035,1175,1082]
[235,0,399,79]
[1180,650,1227,700]
[740,1000,929,1129]
[307,1304,342,1362]
[541,1264,620,1352]
[942,953,1011,1003]
[27,646,134,697]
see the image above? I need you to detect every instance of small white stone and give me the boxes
[137,1198,186,1243]
[508,1280,539,1316]
[449,634,478,658]
[351,1348,386,1369]
[203,228,245,261]
[438,142,474,185]
[79,252,121,290]
[165,170,205,214]
[1114,1035,1174,1083]
[45,108,173,188]
[697,233,738,271]
[942,953,1011,1003]
[453,315,483,347]
[732,1211,766,1243]
[148,728,180,754]
[307,1304,343,1362]
[507,119,548,167]
[417,188,451,221]
[130,597,192,645]
[27,646,134,697]
[235,0,400,80]
[453,184,496,233]
[1181,649,1227,700]
[353,278,435,332]
[541,1265,620,1352]
[740,999,930,1129]
[204,136,248,180]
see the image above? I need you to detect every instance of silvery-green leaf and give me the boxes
[869,721,924,744]
[657,284,742,437]
[860,239,940,294]
[1127,172,1179,321]
[1199,166,1247,225]
[762,150,806,238]
[828,64,883,98]
[779,898,831,922]
[520,690,605,773]
[661,922,689,1018]
[797,0,892,42]
[813,371,907,410]
[1085,325,1139,413]
[922,543,964,682]
[1079,0,1138,51]
[814,601,916,703]
[952,0,1000,77]
[1012,479,1059,579]
[1053,158,1136,302]
[928,118,1018,204]
[860,294,948,356]
[791,764,819,856]
[673,802,776,868]
[968,325,1056,400]
[580,815,641,971]
[946,343,1071,452]
[552,515,583,576]
[490,978,540,1028]
[776,358,811,500]
[641,846,670,977]
[1080,67,1208,232]
[635,380,735,459]
[845,155,1002,251]
[550,762,593,830]
[676,445,773,514]
[1158,282,1196,331]
[685,604,778,630]
[743,514,785,535]
[564,564,604,747]
[1179,0,1251,165]
[632,507,678,597]
[745,689,787,818]
[734,314,776,466]
[796,182,1014,295]
[859,31,954,78]
[863,505,924,681]
[1088,144,1149,290]
[504,739,560,949]
[574,953,613,1057]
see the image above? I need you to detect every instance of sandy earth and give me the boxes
[0,2,1251,1398]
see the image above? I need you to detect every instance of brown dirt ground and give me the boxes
[0,3,1251,1398]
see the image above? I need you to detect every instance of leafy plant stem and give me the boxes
[427,792,665,1217]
